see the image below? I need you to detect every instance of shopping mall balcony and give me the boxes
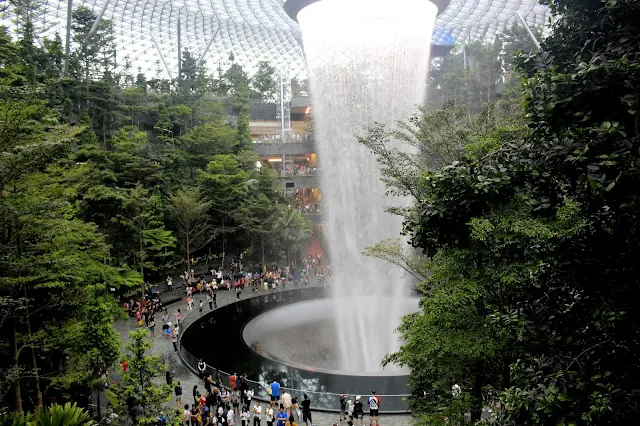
[251,133,314,156]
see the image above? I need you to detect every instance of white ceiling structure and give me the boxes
[1,0,551,79]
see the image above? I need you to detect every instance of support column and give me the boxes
[280,71,286,141]
[151,35,174,80]
[177,18,182,79]
[89,0,111,36]
[515,11,541,49]
[196,29,220,66]
[64,0,73,75]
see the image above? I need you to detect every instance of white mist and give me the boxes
[297,0,437,372]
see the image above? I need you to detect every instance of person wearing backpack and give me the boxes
[175,381,183,408]
[367,391,380,426]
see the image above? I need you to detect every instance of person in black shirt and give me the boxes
[174,381,183,408]
[353,396,363,426]
[300,394,312,426]
[339,395,347,422]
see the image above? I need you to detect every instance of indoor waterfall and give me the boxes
[297,0,438,372]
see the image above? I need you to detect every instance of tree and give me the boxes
[9,0,46,83]
[54,297,121,420]
[70,6,115,82]
[251,61,277,100]
[197,154,249,261]
[168,188,215,269]
[233,79,252,151]
[381,1,640,424]
[0,402,95,426]
[271,205,313,266]
[106,329,172,425]
[235,167,283,264]
[125,186,176,298]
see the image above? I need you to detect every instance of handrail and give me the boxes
[176,285,412,413]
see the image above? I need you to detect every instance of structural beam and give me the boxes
[89,0,111,36]
[151,34,174,81]
[177,18,182,78]
[196,29,220,66]
[64,0,73,75]
[515,11,541,49]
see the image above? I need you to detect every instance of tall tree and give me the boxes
[251,61,277,100]
[106,329,172,425]
[168,188,215,269]
[380,1,640,425]
[271,205,313,266]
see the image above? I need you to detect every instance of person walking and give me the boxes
[167,275,173,292]
[175,381,183,408]
[300,394,311,426]
[171,332,178,352]
[193,385,200,405]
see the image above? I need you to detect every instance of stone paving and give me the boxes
[115,276,412,426]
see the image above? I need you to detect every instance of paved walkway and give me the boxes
[115,277,412,426]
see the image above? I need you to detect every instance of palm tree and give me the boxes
[271,205,313,267]
[0,403,95,426]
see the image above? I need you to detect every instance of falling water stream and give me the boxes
[297,0,437,373]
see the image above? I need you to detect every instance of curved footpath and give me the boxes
[115,278,411,425]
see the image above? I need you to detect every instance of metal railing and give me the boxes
[176,286,412,414]
[275,168,318,177]
[253,134,314,144]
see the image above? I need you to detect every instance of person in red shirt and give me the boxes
[229,372,237,390]
[121,360,129,372]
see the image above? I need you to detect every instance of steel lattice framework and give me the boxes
[1,0,550,79]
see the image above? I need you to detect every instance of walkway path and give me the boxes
[115,277,412,426]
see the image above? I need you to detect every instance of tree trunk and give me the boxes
[24,294,43,409]
[140,230,145,300]
[186,233,190,277]
[471,372,483,421]
[96,388,102,420]
[12,320,23,413]
[261,238,265,265]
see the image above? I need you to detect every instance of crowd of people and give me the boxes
[122,255,391,426]
[178,369,313,426]
[295,204,320,215]
[178,366,383,426]
[180,260,331,313]
[278,164,317,177]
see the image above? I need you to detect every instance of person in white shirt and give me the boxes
[227,408,235,425]
[240,406,249,426]
[265,406,274,426]
[282,392,292,412]
[252,401,262,426]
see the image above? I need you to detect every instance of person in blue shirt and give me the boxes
[276,407,287,426]
[270,380,280,406]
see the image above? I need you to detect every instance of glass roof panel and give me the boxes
[1,0,550,79]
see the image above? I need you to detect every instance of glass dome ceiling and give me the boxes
[1,0,550,79]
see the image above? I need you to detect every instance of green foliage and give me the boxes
[251,61,277,100]
[167,188,215,265]
[106,329,172,425]
[0,403,94,426]
[271,205,313,264]
[377,1,640,425]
